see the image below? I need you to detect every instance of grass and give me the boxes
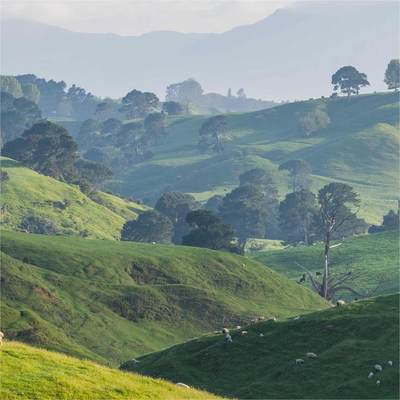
[0,230,328,365]
[0,341,223,400]
[251,231,400,300]
[124,294,399,399]
[108,92,399,224]
[0,157,147,240]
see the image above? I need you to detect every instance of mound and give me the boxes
[1,230,328,364]
[125,294,399,400]
[0,341,221,400]
[252,231,400,300]
[0,157,147,239]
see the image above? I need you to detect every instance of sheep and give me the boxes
[306,352,318,358]
[222,328,229,334]
[258,316,265,321]
[295,358,304,365]
[388,361,393,366]
[293,316,300,320]
[376,380,381,386]
[240,331,248,336]
[336,300,346,307]
[224,333,233,343]
[236,325,242,330]
[176,383,190,389]
[368,372,374,379]
[259,333,264,337]
[374,364,383,372]
[0,331,4,344]
[268,317,277,322]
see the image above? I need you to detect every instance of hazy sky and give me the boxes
[1,0,296,35]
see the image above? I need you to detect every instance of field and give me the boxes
[0,230,328,365]
[0,157,147,240]
[0,342,222,400]
[125,294,399,399]
[109,92,399,224]
[252,231,399,300]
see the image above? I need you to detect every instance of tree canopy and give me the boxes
[121,89,159,119]
[198,115,228,153]
[384,59,400,91]
[331,66,369,96]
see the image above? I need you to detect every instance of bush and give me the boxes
[0,170,9,182]
[298,108,330,136]
[19,215,59,235]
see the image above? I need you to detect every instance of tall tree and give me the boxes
[384,59,400,91]
[331,66,369,96]
[279,159,312,192]
[198,115,228,153]
[121,210,174,244]
[279,190,317,245]
[121,89,159,119]
[144,112,166,144]
[0,75,23,98]
[182,210,236,252]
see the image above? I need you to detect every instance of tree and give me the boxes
[0,75,23,98]
[369,207,399,233]
[2,121,78,181]
[166,78,203,103]
[315,183,360,299]
[84,147,110,165]
[219,184,268,250]
[121,89,159,119]
[298,108,330,136]
[74,159,113,188]
[121,210,174,243]
[384,59,400,91]
[155,192,200,244]
[144,112,166,144]
[239,168,277,198]
[66,84,97,120]
[162,101,185,115]
[279,159,312,192]
[279,190,317,245]
[205,194,224,213]
[198,115,228,153]
[331,66,370,96]
[182,210,236,252]
[237,88,246,98]
[22,83,40,104]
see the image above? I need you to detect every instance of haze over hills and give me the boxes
[1,1,398,100]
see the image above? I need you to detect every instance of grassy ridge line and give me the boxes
[1,230,328,364]
[127,294,399,399]
[252,231,400,300]
[0,341,224,400]
[0,157,147,239]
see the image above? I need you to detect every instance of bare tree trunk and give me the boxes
[322,231,330,299]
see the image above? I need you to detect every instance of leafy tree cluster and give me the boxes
[120,89,159,119]
[384,59,400,91]
[369,207,399,233]
[198,115,230,153]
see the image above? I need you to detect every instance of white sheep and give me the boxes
[368,372,374,379]
[259,333,264,337]
[295,358,304,365]
[336,300,346,307]
[293,316,300,320]
[241,331,248,336]
[388,361,393,366]
[222,328,229,334]
[236,325,242,330]
[269,317,277,322]
[224,333,233,343]
[306,352,318,358]
[176,383,190,389]
[376,380,381,386]
[374,364,383,372]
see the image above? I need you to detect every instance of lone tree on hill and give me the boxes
[331,66,369,96]
[384,59,400,91]
[198,115,228,153]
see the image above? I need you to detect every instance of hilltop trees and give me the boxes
[332,66,369,96]
[162,101,186,115]
[279,160,312,192]
[166,78,203,103]
[0,75,23,98]
[121,210,174,243]
[144,112,166,144]
[120,89,159,119]
[384,59,400,91]
[369,207,399,233]
[198,115,228,153]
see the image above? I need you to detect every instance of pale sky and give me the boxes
[1,0,296,36]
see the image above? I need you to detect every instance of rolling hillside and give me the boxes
[109,92,399,224]
[0,230,328,365]
[0,342,222,400]
[0,157,147,240]
[123,294,399,400]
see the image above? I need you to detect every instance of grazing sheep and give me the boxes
[388,361,393,366]
[295,358,304,365]
[306,352,318,358]
[269,317,277,322]
[376,380,381,386]
[368,372,374,379]
[222,328,230,334]
[374,364,383,372]
[241,331,248,336]
[293,316,300,320]
[336,300,346,307]
[176,383,190,389]
[151,242,156,245]
[224,333,232,343]
[250,318,258,324]
[236,326,242,330]
[259,333,264,337]
[258,316,265,321]
[242,263,246,268]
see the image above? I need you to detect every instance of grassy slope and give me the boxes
[0,157,147,240]
[125,294,399,400]
[0,342,222,400]
[109,92,399,223]
[252,231,400,300]
[0,230,328,365]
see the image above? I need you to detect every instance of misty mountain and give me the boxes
[1,1,398,100]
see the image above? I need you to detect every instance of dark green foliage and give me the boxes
[155,192,200,244]
[121,89,159,119]
[74,159,113,188]
[182,210,236,252]
[369,208,399,233]
[199,115,228,153]
[2,121,78,181]
[144,112,166,144]
[239,168,278,198]
[0,170,9,182]
[279,159,312,192]
[83,147,110,165]
[121,210,174,243]
[205,195,224,213]
[384,59,400,91]
[19,215,58,235]
[332,66,370,96]
[162,101,186,115]
[279,190,317,245]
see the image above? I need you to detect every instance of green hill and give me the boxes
[123,294,399,400]
[0,230,328,365]
[0,342,222,400]
[0,157,147,240]
[252,231,399,300]
[109,92,399,224]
